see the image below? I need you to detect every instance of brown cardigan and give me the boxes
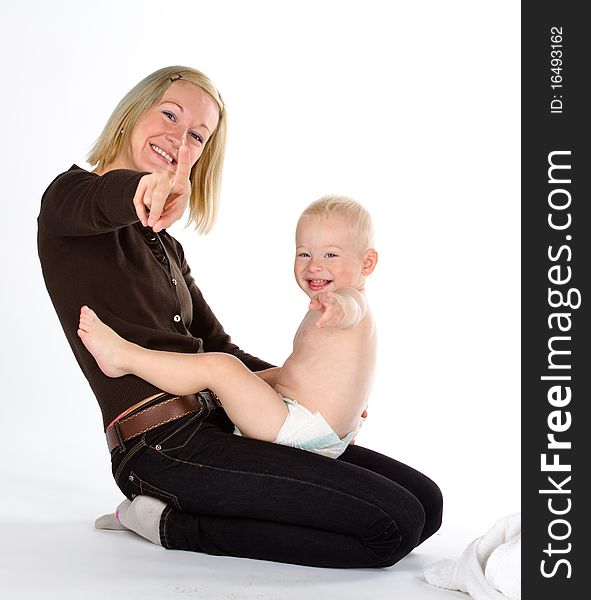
[38,165,272,429]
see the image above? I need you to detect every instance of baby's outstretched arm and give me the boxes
[309,288,367,329]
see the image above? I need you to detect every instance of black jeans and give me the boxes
[111,405,442,568]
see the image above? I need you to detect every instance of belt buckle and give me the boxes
[113,420,127,452]
[197,390,220,410]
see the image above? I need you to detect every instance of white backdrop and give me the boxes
[1,0,519,538]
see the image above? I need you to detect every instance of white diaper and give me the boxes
[234,397,356,459]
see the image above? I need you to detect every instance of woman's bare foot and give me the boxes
[77,306,131,378]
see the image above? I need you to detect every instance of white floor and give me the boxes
[1,471,472,600]
[0,524,466,600]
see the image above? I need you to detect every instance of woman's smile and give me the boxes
[149,143,176,165]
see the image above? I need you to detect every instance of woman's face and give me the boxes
[123,80,220,173]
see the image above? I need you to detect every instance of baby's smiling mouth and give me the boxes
[150,144,176,164]
[307,279,332,291]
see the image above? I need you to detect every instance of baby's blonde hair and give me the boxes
[300,195,374,250]
[88,66,226,233]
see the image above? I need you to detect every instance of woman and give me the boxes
[38,65,442,568]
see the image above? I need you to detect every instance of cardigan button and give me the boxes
[171,278,177,285]
[173,315,181,323]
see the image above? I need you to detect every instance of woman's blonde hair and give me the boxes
[88,66,226,233]
[300,195,375,250]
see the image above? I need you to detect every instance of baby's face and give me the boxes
[294,214,368,298]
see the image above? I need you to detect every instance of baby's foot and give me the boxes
[77,306,130,378]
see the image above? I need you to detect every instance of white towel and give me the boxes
[424,513,521,600]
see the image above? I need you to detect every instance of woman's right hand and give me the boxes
[133,143,192,232]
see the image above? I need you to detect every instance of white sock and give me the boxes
[116,496,166,546]
[95,510,128,531]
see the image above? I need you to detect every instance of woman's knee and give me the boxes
[365,493,426,567]
[418,478,443,543]
[372,478,442,563]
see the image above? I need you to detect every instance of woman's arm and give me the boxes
[39,160,191,237]
[39,167,146,236]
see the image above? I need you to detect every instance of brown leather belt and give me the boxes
[106,391,220,452]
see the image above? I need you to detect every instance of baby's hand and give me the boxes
[350,407,368,445]
[309,292,347,328]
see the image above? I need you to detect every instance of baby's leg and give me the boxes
[77,307,288,442]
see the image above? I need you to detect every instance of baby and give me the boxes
[79,195,378,459]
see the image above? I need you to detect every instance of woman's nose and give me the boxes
[166,128,185,147]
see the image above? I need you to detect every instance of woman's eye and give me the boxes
[325,253,337,258]
[190,131,204,144]
[163,110,176,122]
[297,253,310,258]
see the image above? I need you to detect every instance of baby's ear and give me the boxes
[362,249,378,275]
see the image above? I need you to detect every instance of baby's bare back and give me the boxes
[274,308,376,438]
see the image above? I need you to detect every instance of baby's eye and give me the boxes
[163,110,177,122]
[190,131,204,144]
[297,252,310,258]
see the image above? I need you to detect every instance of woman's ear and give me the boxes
[362,249,378,276]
